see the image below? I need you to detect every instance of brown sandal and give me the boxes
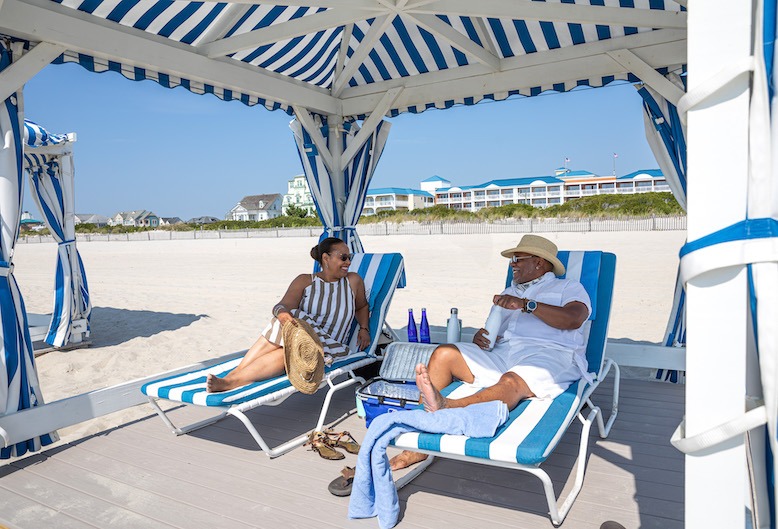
[324,429,360,455]
[307,431,345,460]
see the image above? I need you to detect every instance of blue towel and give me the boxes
[348,401,509,529]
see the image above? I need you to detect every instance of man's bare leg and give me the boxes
[417,363,535,412]
[390,345,475,471]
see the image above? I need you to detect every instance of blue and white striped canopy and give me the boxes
[0,1,686,119]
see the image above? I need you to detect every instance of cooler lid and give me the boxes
[380,342,437,382]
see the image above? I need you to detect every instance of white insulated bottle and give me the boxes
[483,305,506,351]
[446,308,461,343]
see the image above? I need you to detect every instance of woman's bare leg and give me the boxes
[207,337,286,392]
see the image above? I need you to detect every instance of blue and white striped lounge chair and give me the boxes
[392,250,619,526]
[141,253,405,458]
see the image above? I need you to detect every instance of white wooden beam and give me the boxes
[0,41,66,102]
[340,86,401,167]
[404,12,500,70]
[683,1,751,527]
[196,4,255,45]
[607,49,685,105]
[471,17,500,58]
[341,29,686,117]
[332,14,395,96]
[1,0,339,115]
[334,23,354,81]
[409,0,687,30]
[200,8,380,58]
[292,105,335,173]
[0,352,244,447]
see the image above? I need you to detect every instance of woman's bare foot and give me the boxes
[389,450,429,471]
[206,373,236,393]
[415,363,447,412]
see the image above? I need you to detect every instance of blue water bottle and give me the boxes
[407,308,418,342]
[419,308,430,343]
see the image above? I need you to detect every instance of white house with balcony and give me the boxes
[109,210,160,227]
[282,175,315,216]
[434,169,668,212]
[227,194,282,221]
[363,187,434,216]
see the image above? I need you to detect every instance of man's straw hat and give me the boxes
[282,318,325,394]
[500,234,565,276]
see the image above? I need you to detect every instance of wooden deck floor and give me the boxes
[0,377,684,529]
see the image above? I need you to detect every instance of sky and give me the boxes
[23,62,659,221]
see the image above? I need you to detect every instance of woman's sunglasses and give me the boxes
[328,252,353,262]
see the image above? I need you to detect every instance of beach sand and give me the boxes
[12,230,686,442]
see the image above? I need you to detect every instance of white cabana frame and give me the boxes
[3,3,777,529]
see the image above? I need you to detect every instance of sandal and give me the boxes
[306,431,345,460]
[328,466,355,497]
[324,429,360,455]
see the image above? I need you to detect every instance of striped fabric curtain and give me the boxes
[290,115,391,259]
[0,41,57,458]
[637,81,688,383]
[23,121,91,347]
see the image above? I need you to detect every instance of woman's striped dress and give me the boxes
[262,275,356,361]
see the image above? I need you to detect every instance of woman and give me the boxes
[206,238,371,393]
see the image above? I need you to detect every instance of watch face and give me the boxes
[527,300,538,312]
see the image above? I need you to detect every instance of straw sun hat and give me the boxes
[500,234,566,276]
[282,318,325,394]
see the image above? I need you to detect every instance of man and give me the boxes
[391,234,593,471]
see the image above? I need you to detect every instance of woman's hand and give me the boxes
[357,327,371,349]
[277,311,294,325]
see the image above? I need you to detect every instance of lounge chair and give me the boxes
[391,250,619,526]
[141,252,405,458]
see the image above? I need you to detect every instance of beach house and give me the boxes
[226,194,282,221]
[434,168,669,211]
[362,187,434,216]
[109,210,160,228]
[282,175,315,216]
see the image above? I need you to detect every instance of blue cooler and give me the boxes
[356,342,436,426]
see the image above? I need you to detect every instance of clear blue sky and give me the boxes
[23,62,658,221]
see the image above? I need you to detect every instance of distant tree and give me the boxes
[284,204,311,218]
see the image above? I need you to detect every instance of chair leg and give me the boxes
[591,359,620,438]
[147,396,229,436]
[532,405,600,526]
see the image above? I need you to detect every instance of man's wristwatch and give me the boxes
[525,300,538,313]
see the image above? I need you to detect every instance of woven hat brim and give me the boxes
[282,318,325,394]
[500,239,565,276]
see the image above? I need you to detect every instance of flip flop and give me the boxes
[324,429,361,455]
[328,466,355,497]
[307,431,345,460]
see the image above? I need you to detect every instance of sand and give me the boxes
[11,230,686,442]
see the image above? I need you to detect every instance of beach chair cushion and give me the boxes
[141,352,371,406]
[395,250,615,467]
[141,253,404,407]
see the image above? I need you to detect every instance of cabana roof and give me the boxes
[0,0,686,119]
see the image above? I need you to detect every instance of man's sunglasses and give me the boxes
[510,255,535,264]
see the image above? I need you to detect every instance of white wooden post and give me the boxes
[684,2,752,527]
[327,113,345,224]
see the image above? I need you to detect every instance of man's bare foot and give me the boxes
[415,363,447,412]
[206,373,235,393]
[389,450,428,471]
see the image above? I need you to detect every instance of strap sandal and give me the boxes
[306,431,345,460]
[324,429,361,455]
[328,466,355,497]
